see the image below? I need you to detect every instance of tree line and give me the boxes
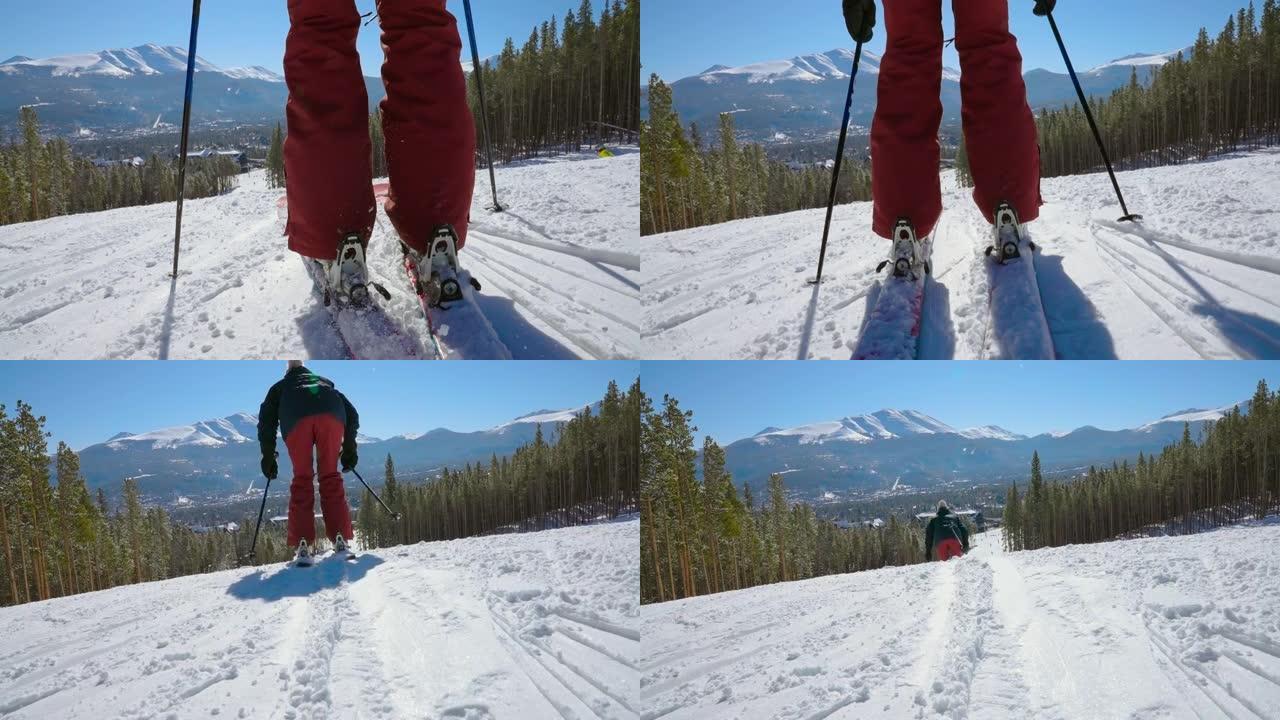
[1038,1,1280,178]
[476,0,638,161]
[0,401,279,607]
[0,107,241,227]
[1004,380,1278,552]
[641,77,872,236]
[641,394,925,605]
[357,378,642,549]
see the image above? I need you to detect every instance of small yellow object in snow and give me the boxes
[597,147,615,158]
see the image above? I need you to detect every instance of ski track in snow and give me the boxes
[0,151,639,359]
[641,147,1280,359]
[0,521,639,720]
[640,522,1280,720]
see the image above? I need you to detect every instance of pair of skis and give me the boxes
[291,547,358,568]
[308,224,508,360]
[852,203,1055,360]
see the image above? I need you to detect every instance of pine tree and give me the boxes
[266,123,285,189]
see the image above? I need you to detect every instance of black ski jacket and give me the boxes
[924,509,970,559]
[257,366,359,455]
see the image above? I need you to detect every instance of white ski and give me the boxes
[983,203,1055,360]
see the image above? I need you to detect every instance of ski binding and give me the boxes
[875,219,931,280]
[984,202,1038,265]
[319,234,391,308]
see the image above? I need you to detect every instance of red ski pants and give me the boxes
[284,0,476,260]
[284,413,353,547]
[934,537,964,561]
[871,0,1041,239]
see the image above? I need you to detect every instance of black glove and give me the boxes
[341,440,358,472]
[261,453,278,480]
[842,0,876,44]
[1033,0,1056,16]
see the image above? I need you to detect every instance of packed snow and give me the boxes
[0,150,639,359]
[0,520,639,720]
[642,148,1280,359]
[640,520,1280,719]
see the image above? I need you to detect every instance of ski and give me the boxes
[303,255,422,360]
[385,220,513,360]
[982,203,1055,360]
[852,220,933,360]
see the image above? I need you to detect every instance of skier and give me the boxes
[924,501,970,561]
[284,0,476,307]
[257,361,360,566]
[842,0,1052,270]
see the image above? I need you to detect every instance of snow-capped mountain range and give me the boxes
[0,44,280,81]
[722,401,1242,494]
[646,46,1191,142]
[0,44,377,135]
[1,43,491,135]
[74,402,598,497]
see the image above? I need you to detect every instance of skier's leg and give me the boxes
[953,0,1042,224]
[871,0,944,239]
[314,415,354,543]
[284,0,375,260]
[376,0,477,254]
[283,418,318,548]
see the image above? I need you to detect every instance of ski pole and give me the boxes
[349,467,401,519]
[172,0,202,278]
[809,41,864,286]
[462,0,502,212]
[1043,10,1141,223]
[245,472,272,563]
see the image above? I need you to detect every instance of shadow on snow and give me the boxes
[226,554,384,602]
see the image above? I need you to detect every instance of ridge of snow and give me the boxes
[752,409,1018,445]
[219,65,283,82]
[1086,47,1191,74]
[1138,401,1242,430]
[0,44,273,80]
[695,49,883,85]
[492,402,600,431]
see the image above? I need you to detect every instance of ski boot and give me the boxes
[403,225,482,308]
[333,533,350,556]
[293,539,315,567]
[317,233,390,307]
[876,219,930,280]
[984,202,1037,265]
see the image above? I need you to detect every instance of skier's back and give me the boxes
[924,501,969,561]
[258,361,360,566]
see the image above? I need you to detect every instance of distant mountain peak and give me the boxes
[1,55,33,65]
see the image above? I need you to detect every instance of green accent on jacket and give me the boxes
[257,366,359,455]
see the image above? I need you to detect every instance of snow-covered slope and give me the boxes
[641,521,1280,719]
[0,520,639,720]
[642,148,1280,359]
[0,151,639,359]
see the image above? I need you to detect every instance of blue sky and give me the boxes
[0,361,639,451]
[642,361,1280,444]
[643,0,1246,82]
[2,0,595,76]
